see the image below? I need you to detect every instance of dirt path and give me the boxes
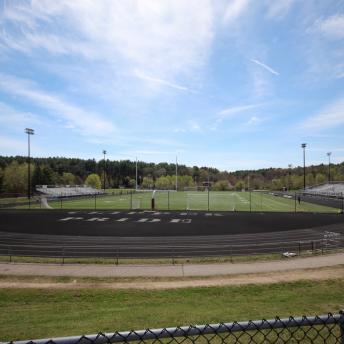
[0,253,344,290]
[0,266,343,290]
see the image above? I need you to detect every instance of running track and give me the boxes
[0,210,343,258]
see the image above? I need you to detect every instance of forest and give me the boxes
[0,155,343,195]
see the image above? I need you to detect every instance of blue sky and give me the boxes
[0,0,343,171]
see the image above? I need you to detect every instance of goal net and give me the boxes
[186,192,208,210]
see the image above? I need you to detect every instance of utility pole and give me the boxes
[25,128,34,200]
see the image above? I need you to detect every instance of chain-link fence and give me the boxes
[1,190,343,213]
[3,312,344,344]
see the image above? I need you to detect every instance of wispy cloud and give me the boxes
[265,0,295,20]
[250,59,279,75]
[302,97,344,130]
[217,103,262,122]
[134,70,188,91]
[0,102,42,128]
[223,0,250,24]
[309,14,344,40]
[0,73,116,137]
[0,1,214,85]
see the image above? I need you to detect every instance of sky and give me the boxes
[0,0,343,171]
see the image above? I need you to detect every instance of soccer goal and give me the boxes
[186,192,208,210]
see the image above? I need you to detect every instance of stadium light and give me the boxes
[102,150,107,192]
[25,128,34,200]
[135,157,138,191]
[175,156,178,191]
[327,152,332,183]
[288,164,292,191]
[301,143,307,190]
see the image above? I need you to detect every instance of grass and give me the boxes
[10,191,341,212]
[0,278,343,341]
[0,252,286,265]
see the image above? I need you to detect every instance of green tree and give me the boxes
[61,172,76,185]
[234,180,245,191]
[3,161,30,194]
[213,180,230,191]
[315,173,326,185]
[85,173,101,189]
[141,176,154,189]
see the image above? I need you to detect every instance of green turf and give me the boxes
[12,191,341,213]
[0,278,343,341]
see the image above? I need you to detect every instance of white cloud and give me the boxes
[310,15,344,40]
[0,135,27,154]
[217,103,262,122]
[246,116,262,125]
[265,0,295,20]
[302,97,344,130]
[250,59,279,75]
[0,102,42,127]
[134,70,188,91]
[1,1,214,83]
[223,0,250,24]
[0,73,116,137]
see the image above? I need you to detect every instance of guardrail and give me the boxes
[3,312,344,344]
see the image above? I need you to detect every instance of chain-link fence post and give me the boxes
[249,191,252,212]
[339,310,344,343]
[130,191,133,210]
[294,192,297,213]
[168,191,170,210]
[94,194,97,210]
[208,188,210,211]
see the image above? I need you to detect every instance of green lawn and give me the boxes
[0,278,343,341]
[13,191,340,213]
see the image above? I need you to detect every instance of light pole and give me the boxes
[301,143,307,190]
[175,156,178,191]
[102,150,106,192]
[25,128,34,200]
[327,152,331,183]
[288,164,292,191]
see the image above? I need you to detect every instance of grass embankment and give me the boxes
[0,278,343,341]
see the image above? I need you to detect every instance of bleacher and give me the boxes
[36,185,104,198]
[304,182,344,198]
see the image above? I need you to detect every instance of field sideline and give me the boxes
[20,191,340,212]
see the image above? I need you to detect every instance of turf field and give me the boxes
[23,191,340,213]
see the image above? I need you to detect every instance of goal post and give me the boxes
[186,191,208,210]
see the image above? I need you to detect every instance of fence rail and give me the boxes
[3,312,344,344]
[0,237,342,261]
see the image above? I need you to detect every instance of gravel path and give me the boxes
[0,253,343,278]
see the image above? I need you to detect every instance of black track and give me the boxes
[0,210,343,258]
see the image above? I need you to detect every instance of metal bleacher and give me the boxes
[304,182,344,198]
[36,185,104,198]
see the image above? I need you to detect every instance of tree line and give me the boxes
[0,155,343,195]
